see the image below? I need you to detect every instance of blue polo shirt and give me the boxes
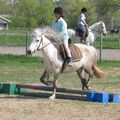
[52,17,69,40]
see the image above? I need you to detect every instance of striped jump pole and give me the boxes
[0,83,119,103]
[16,84,87,95]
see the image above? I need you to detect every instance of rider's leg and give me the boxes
[63,38,72,64]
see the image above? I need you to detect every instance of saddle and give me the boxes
[77,26,89,38]
[59,44,82,62]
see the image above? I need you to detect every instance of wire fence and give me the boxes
[0,28,120,55]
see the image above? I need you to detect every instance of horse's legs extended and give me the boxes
[76,68,90,90]
[49,74,59,99]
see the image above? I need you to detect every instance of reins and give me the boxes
[37,35,52,51]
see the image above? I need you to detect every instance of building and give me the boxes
[0,16,11,30]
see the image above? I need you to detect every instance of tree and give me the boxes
[35,0,54,26]
[3,0,97,28]
[94,0,120,28]
[54,0,97,28]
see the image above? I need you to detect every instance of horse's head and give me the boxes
[90,21,107,36]
[100,21,107,35]
[27,29,44,55]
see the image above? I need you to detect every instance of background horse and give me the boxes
[68,21,107,45]
[27,27,105,99]
[110,28,119,34]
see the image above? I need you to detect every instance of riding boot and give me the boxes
[67,57,73,65]
[80,37,85,44]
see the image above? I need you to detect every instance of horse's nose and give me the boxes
[27,49,31,55]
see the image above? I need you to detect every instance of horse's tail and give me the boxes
[92,65,105,78]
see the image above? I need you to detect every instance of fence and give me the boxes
[0,28,120,57]
[0,28,33,55]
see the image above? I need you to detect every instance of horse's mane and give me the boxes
[89,21,103,31]
[34,26,62,46]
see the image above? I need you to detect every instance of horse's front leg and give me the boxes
[49,74,59,100]
[40,69,49,86]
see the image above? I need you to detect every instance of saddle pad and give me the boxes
[59,44,82,61]
[70,44,82,61]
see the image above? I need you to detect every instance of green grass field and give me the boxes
[95,37,120,49]
[0,54,120,93]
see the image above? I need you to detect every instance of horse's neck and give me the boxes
[41,37,63,73]
[89,22,100,32]
[42,37,62,64]
[42,38,56,57]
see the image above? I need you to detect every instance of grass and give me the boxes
[0,54,120,93]
[0,54,43,83]
[72,33,120,49]
[95,37,120,49]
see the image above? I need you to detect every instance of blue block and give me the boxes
[86,91,96,101]
[109,93,119,103]
[93,92,109,103]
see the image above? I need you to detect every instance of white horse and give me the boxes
[68,21,107,45]
[27,27,105,99]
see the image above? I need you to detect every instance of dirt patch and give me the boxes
[0,46,120,60]
[0,94,120,120]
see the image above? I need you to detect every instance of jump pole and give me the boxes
[16,84,87,95]
[16,84,120,103]
[0,83,119,102]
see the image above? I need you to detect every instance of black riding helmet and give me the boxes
[81,8,87,13]
[54,7,64,17]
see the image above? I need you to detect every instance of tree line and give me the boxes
[0,0,119,28]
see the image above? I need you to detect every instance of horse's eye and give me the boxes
[36,40,39,42]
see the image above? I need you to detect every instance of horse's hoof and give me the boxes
[49,94,56,100]
[86,86,91,90]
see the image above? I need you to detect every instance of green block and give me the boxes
[0,83,3,93]
[0,83,16,95]
[15,87,27,94]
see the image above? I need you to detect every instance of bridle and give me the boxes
[37,34,52,51]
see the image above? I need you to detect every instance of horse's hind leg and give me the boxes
[76,68,90,90]
[84,68,94,89]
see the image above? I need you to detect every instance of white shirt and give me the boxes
[78,13,86,26]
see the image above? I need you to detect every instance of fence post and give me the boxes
[99,33,103,62]
[25,28,28,55]
[5,28,7,46]
[118,29,120,45]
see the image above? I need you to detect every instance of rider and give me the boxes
[52,7,73,65]
[77,7,88,43]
